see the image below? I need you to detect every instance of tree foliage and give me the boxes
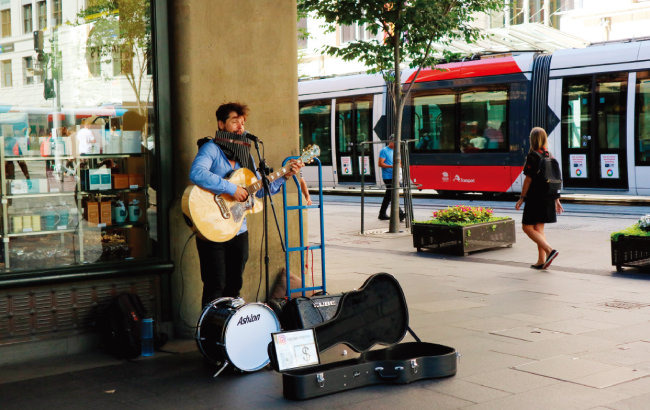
[76,0,151,118]
[298,0,504,231]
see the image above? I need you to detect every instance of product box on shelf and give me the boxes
[112,174,129,189]
[88,168,111,191]
[100,201,112,226]
[8,180,28,194]
[102,130,122,154]
[85,200,100,226]
[122,131,142,154]
[128,174,145,189]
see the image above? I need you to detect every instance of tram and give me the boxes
[298,39,650,196]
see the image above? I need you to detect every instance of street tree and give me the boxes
[298,0,504,232]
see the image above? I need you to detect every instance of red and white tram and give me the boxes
[298,39,650,196]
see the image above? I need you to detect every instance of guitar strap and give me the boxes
[212,130,256,174]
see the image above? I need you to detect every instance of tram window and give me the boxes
[412,93,455,152]
[299,101,332,165]
[563,78,591,149]
[596,77,626,150]
[636,75,650,164]
[459,90,507,152]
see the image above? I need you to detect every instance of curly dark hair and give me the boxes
[215,102,249,123]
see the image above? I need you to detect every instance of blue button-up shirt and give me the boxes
[189,140,286,236]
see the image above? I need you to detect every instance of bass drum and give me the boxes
[196,297,281,372]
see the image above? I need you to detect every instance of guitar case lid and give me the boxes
[313,272,408,353]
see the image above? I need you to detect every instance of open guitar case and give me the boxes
[268,272,458,400]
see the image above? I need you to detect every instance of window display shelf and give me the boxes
[5,228,78,238]
[0,136,152,271]
[78,153,143,159]
[78,187,145,195]
[7,192,76,199]
[5,155,75,161]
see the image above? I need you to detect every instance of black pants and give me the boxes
[379,179,403,216]
[196,232,249,307]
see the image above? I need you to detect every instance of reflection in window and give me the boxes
[37,1,46,30]
[459,90,507,152]
[596,77,626,150]
[23,57,35,85]
[636,74,650,164]
[412,93,456,152]
[23,4,33,34]
[52,0,62,26]
[563,78,591,149]
[1,9,10,38]
[299,101,332,165]
[0,0,157,272]
[1,59,11,87]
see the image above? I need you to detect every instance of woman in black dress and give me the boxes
[515,127,563,269]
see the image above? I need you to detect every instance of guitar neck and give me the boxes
[246,164,291,194]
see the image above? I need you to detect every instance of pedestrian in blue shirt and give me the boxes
[377,137,404,221]
[189,102,302,306]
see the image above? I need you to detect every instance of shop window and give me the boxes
[299,101,332,165]
[23,4,32,34]
[1,59,11,87]
[0,0,159,273]
[1,9,10,38]
[340,23,374,44]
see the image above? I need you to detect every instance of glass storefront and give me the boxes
[0,0,158,272]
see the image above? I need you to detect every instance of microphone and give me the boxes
[243,131,260,142]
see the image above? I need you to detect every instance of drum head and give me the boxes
[224,303,280,371]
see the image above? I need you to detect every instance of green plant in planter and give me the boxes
[416,205,510,227]
[611,214,650,242]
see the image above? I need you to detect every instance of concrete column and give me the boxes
[169,0,301,337]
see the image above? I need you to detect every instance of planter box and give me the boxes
[413,219,515,256]
[611,235,650,272]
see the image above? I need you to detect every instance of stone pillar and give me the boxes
[169,0,301,337]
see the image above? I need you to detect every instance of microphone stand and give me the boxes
[250,138,286,301]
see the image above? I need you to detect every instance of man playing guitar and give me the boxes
[189,102,303,307]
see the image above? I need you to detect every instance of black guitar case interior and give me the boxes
[268,273,458,400]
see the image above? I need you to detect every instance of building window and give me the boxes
[23,4,33,34]
[340,23,374,44]
[1,59,12,87]
[52,0,62,26]
[1,9,11,38]
[37,1,46,30]
[23,56,35,85]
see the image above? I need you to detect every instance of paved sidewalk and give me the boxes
[1,199,650,409]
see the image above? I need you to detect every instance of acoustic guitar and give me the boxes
[182,144,320,242]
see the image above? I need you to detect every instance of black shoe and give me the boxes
[399,210,405,222]
[542,250,558,269]
[530,264,544,270]
[378,214,390,220]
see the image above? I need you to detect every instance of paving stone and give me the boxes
[575,367,648,389]
[491,334,617,360]
[490,326,568,342]
[426,378,512,403]
[514,355,625,382]
[461,368,560,394]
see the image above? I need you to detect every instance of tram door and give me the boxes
[561,74,628,189]
[335,97,375,183]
